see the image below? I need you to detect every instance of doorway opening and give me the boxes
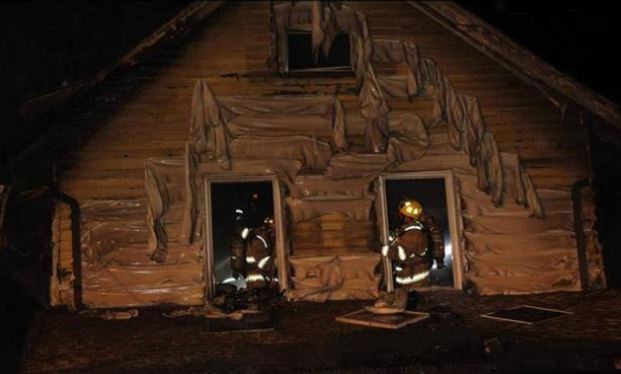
[203,177,287,301]
[378,171,462,289]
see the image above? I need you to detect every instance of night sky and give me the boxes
[0,2,188,100]
[459,1,621,105]
[0,2,189,171]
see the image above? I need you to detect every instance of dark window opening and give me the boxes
[385,178,454,287]
[211,182,275,288]
[287,31,351,72]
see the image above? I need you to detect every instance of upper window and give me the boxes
[286,30,352,73]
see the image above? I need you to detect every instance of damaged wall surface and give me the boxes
[49,1,604,308]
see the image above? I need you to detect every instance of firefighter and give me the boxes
[233,192,262,240]
[381,198,445,289]
[244,216,276,288]
[229,192,276,288]
[420,212,445,271]
[229,191,262,278]
[229,238,247,280]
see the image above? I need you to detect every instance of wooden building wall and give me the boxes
[51,1,591,305]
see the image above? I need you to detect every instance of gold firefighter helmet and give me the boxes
[398,199,423,220]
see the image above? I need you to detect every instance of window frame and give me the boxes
[281,26,354,74]
[377,171,464,291]
[202,175,288,301]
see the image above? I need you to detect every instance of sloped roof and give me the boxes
[411,1,621,132]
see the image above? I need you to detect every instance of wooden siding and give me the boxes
[51,1,591,304]
[57,1,588,201]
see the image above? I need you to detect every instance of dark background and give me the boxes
[1,1,621,371]
[0,1,190,178]
[458,1,621,104]
[288,32,351,70]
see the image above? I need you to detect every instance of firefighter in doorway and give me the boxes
[245,216,276,287]
[229,192,276,288]
[381,198,445,289]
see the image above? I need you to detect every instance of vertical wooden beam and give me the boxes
[273,178,289,292]
[203,179,215,301]
[377,175,394,292]
[444,171,464,289]
[572,178,591,290]
[49,201,61,305]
